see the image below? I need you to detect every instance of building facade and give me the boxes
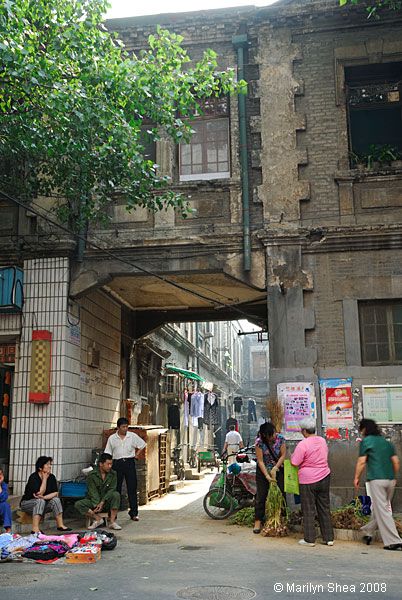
[1,0,401,506]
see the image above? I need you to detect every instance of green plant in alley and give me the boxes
[0,0,245,229]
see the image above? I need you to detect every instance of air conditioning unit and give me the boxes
[0,267,23,313]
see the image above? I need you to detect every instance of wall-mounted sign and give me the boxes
[29,330,52,404]
[0,344,16,364]
[362,385,402,424]
[277,382,316,440]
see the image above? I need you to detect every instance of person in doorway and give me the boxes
[291,417,334,547]
[222,425,244,465]
[105,417,146,521]
[75,453,121,530]
[354,419,402,550]
[20,456,71,534]
[253,422,286,534]
[0,468,12,532]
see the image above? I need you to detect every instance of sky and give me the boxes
[106,0,279,19]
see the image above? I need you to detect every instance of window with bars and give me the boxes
[345,62,402,159]
[179,97,230,181]
[359,301,402,365]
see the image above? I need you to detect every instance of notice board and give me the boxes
[362,385,402,424]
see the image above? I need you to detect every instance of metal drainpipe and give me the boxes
[232,33,251,272]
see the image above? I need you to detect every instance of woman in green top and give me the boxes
[354,419,402,550]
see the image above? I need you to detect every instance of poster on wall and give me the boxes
[277,382,316,440]
[362,385,402,424]
[319,378,353,440]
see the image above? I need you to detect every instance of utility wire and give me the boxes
[1,189,266,325]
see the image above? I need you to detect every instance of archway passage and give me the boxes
[71,269,267,338]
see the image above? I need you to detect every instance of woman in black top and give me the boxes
[20,456,71,533]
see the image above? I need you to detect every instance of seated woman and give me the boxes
[20,456,71,534]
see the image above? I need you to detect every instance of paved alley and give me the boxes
[2,474,402,600]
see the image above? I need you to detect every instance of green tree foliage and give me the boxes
[339,0,402,18]
[0,0,244,228]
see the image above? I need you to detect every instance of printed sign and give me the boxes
[277,382,316,440]
[362,385,402,424]
[320,378,353,427]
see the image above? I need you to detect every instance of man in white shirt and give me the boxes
[223,425,244,465]
[105,417,146,521]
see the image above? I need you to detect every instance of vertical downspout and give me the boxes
[232,33,251,272]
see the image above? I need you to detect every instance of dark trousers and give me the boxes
[255,466,286,521]
[113,458,138,517]
[299,474,333,543]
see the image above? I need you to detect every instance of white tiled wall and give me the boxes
[9,257,69,494]
[9,258,121,493]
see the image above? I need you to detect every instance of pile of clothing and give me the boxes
[0,529,116,563]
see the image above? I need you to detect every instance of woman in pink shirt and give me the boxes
[291,417,334,547]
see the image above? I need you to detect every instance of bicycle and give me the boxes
[203,447,255,520]
[171,445,186,481]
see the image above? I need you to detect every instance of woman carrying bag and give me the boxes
[253,422,286,534]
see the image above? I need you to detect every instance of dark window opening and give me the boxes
[345,62,402,159]
[359,300,402,366]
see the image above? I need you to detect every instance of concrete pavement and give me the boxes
[3,473,402,600]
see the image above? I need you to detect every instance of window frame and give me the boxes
[344,62,402,159]
[359,300,402,366]
[179,96,231,182]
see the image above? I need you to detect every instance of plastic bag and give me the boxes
[284,459,299,495]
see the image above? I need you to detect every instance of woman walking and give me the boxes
[253,422,286,534]
[355,419,402,551]
[291,417,334,547]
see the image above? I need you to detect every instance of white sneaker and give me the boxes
[109,521,122,530]
[87,518,104,530]
[326,541,334,546]
[298,539,315,547]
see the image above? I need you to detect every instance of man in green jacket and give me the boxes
[75,453,121,530]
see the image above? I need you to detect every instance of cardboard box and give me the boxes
[65,548,101,563]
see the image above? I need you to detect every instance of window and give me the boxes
[252,351,267,380]
[345,62,402,159]
[179,97,230,181]
[359,301,402,365]
[164,375,177,394]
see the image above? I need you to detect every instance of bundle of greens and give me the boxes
[261,481,288,537]
[228,507,255,528]
[331,499,369,530]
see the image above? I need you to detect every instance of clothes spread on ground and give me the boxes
[248,399,257,423]
[203,393,219,428]
[168,404,180,429]
[233,397,243,413]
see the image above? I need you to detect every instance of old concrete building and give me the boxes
[1,0,402,506]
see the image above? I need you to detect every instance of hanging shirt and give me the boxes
[184,391,189,428]
[190,391,204,419]
[168,404,180,429]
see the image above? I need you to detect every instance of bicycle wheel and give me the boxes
[203,488,236,520]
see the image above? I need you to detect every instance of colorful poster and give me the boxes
[362,385,402,424]
[320,378,353,427]
[277,382,316,440]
